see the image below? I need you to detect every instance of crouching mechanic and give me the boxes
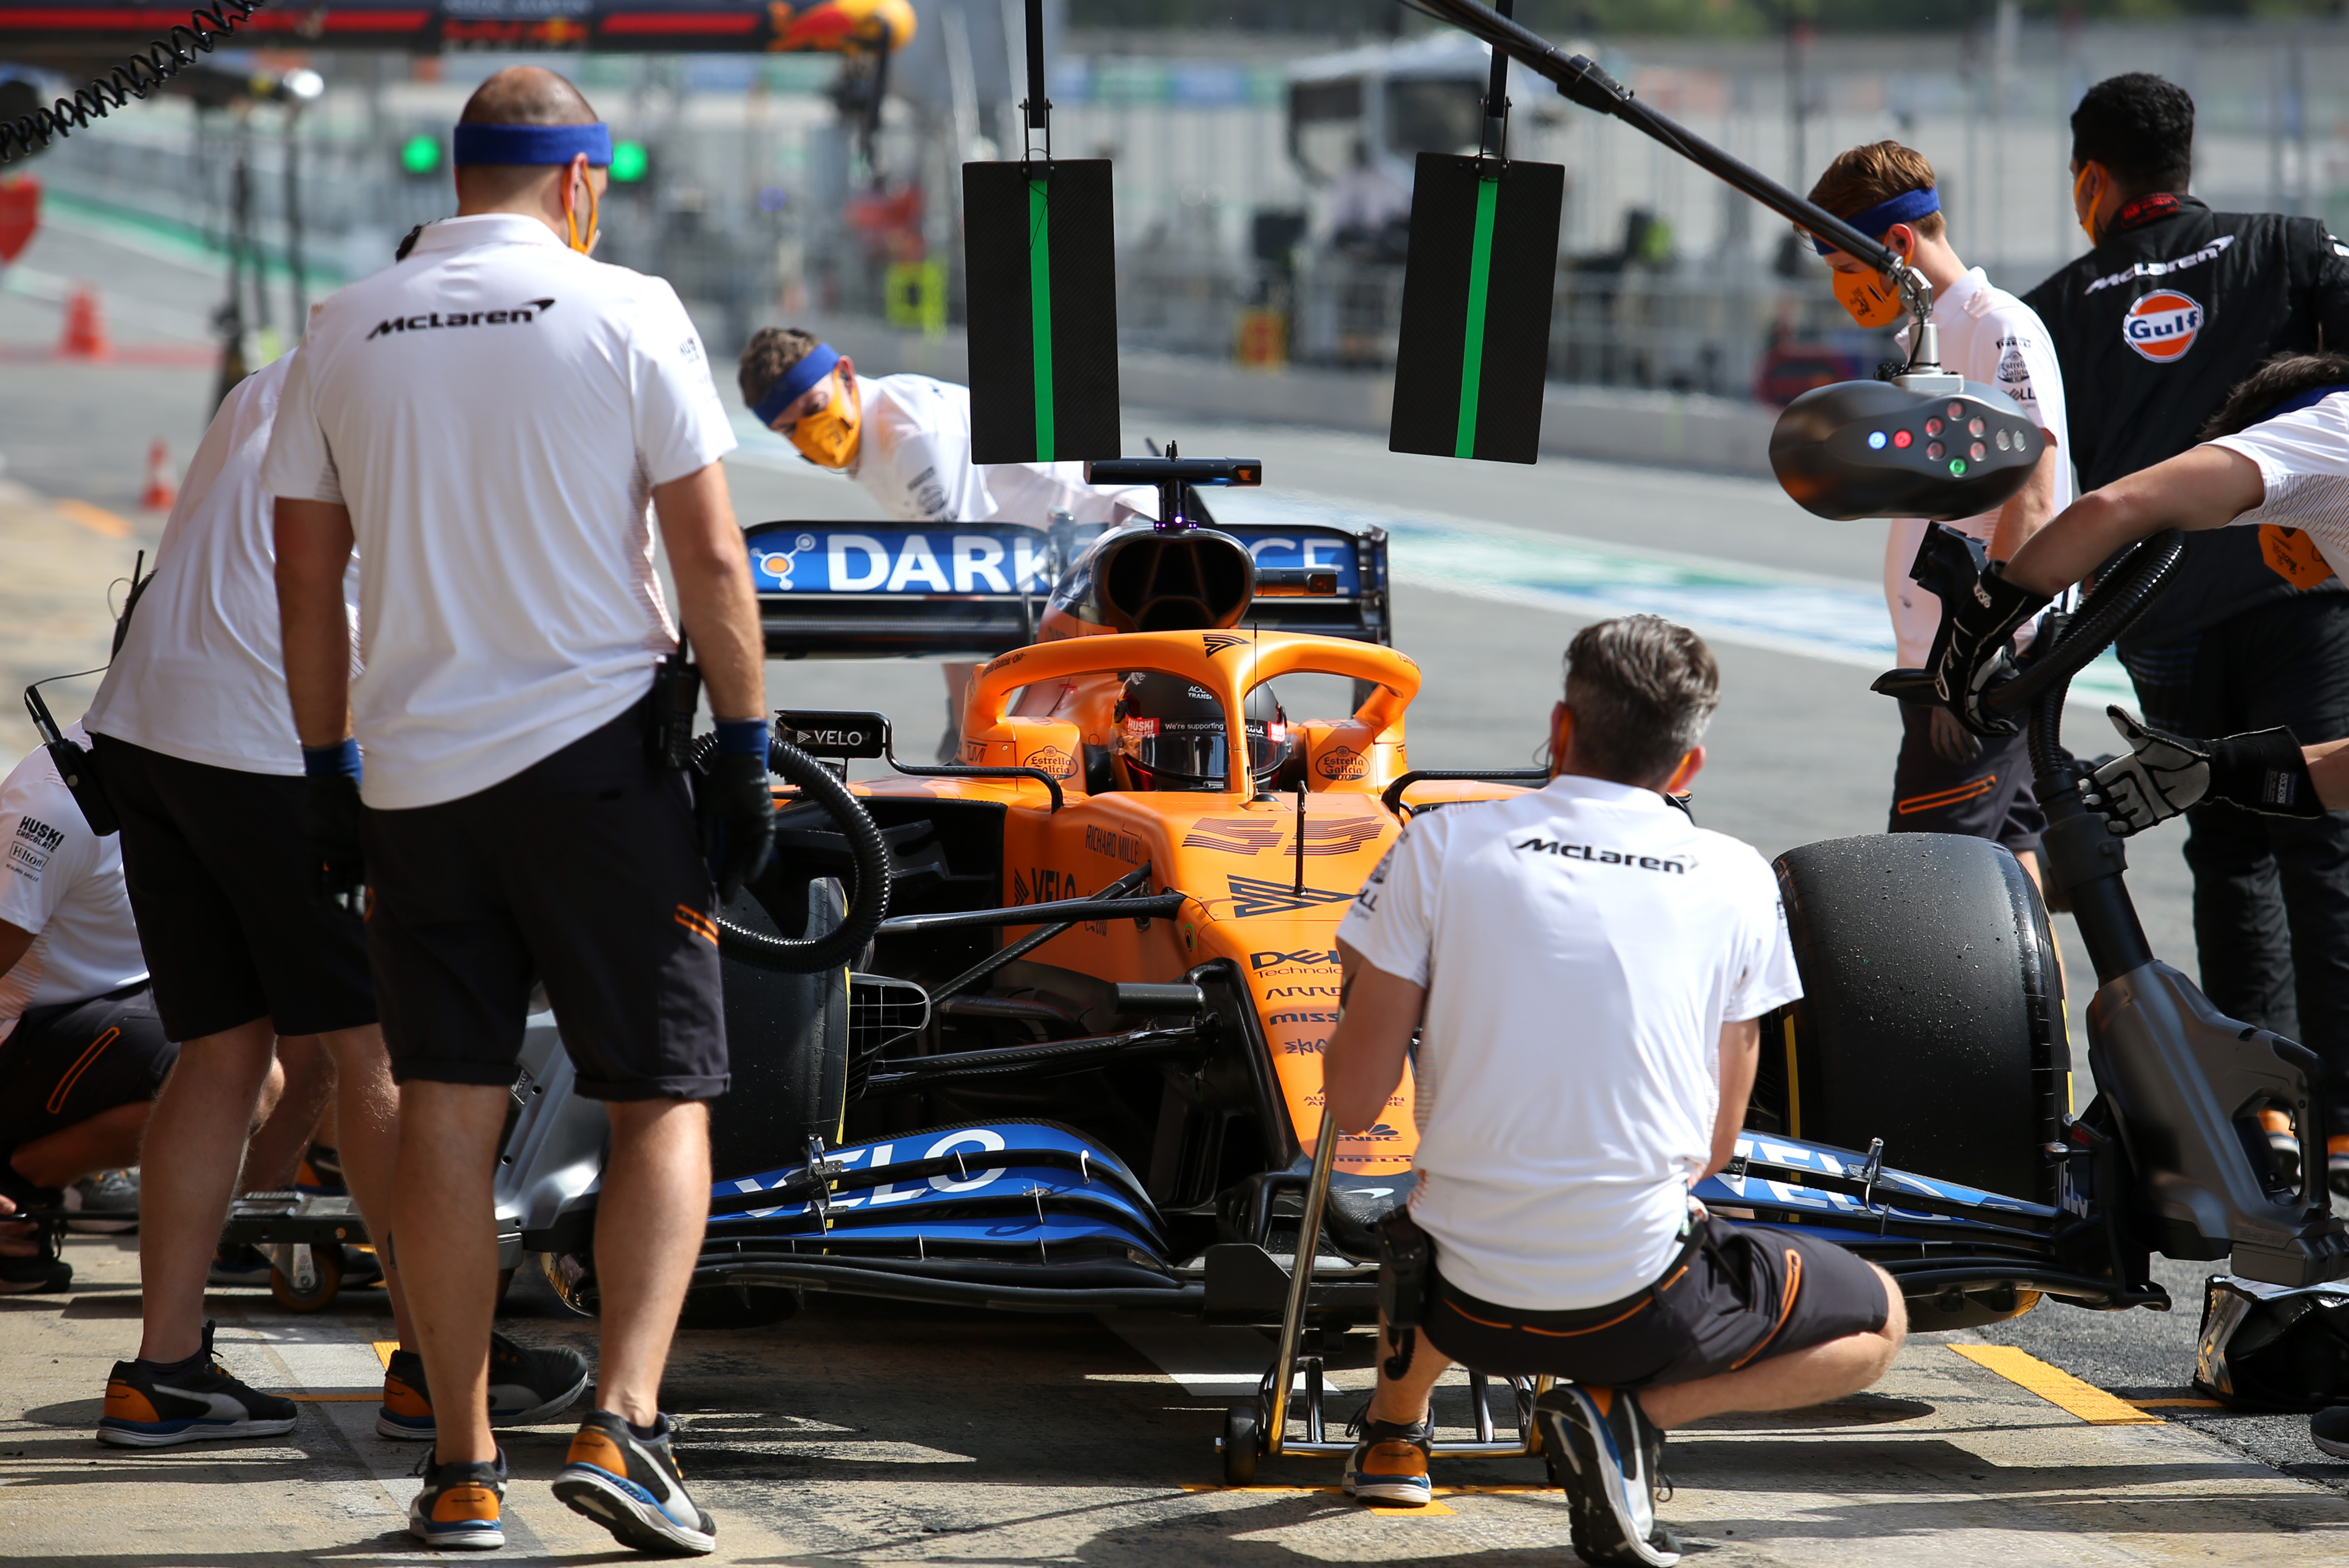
[737,328,1156,756]
[1805,140,2071,883]
[267,66,769,1554]
[1323,616,1905,1568]
[1936,350,2349,1189]
[0,724,178,1295]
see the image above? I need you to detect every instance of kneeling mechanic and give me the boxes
[265,66,770,1554]
[1322,616,1906,1568]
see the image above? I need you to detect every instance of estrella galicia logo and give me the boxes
[367,298,555,341]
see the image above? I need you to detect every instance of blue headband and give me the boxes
[452,122,613,168]
[1809,186,1941,255]
[752,343,841,425]
[2262,384,2349,422]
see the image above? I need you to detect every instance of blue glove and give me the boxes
[699,720,776,902]
[302,738,366,919]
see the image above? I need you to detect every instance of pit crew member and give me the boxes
[1807,140,2070,885]
[1940,352,2349,1187]
[1323,616,1904,1565]
[266,66,765,1554]
[736,327,1156,756]
[2021,72,2349,1146]
[0,726,176,1296]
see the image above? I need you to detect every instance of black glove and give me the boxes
[301,743,367,918]
[697,726,777,903]
[1929,561,2050,738]
[1927,705,1984,766]
[2079,707,2325,835]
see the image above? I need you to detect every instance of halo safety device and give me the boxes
[451,122,613,254]
[1115,671,1295,793]
[753,343,862,468]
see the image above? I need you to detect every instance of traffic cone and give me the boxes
[57,283,110,360]
[139,440,176,511]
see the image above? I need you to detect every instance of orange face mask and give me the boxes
[2073,164,2102,246]
[1833,266,1908,329]
[562,154,600,256]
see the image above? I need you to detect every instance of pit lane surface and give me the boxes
[2,215,2342,1560]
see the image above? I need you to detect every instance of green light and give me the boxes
[400,134,441,176]
[1949,458,1968,476]
[610,140,648,183]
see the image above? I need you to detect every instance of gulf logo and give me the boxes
[2122,290,2204,362]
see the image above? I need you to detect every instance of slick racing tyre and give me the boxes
[1766,833,2064,1206]
[708,878,852,1185]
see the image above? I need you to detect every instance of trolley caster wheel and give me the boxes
[269,1244,343,1312]
[1220,1404,1261,1486]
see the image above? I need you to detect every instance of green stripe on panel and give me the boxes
[1028,178,1055,462]
[1454,175,1500,461]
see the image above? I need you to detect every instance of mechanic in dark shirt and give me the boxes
[2023,72,2349,1127]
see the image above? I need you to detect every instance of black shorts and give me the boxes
[93,736,378,1042]
[1887,702,2046,858]
[1421,1218,1890,1388]
[362,712,727,1102]
[0,984,177,1158]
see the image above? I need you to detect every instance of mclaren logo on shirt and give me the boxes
[367,299,556,340]
[2080,234,2233,296]
[1514,836,1690,873]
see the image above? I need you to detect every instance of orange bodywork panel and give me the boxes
[812,629,1509,1178]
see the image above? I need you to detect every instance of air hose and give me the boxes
[2,0,271,165]
[690,733,892,974]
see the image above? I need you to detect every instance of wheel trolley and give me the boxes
[218,1191,368,1312]
[1215,1108,1555,1484]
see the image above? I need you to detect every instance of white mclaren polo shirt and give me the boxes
[848,373,1156,525]
[1336,774,1802,1312]
[260,214,736,810]
[2207,391,2349,581]
[0,726,149,1039]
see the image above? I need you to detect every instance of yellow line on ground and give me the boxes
[1949,1345,2161,1423]
[372,1340,397,1370]
[1178,1484,1457,1515]
[54,497,133,538]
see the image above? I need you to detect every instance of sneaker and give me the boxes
[207,1243,273,1288]
[2259,1110,2302,1188]
[63,1168,140,1234]
[96,1320,298,1447]
[553,1409,716,1555]
[408,1447,508,1551]
[2314,1405,2349,1460]
[340,1245,384,1289]
[0,1216,70,1294]
[376,1333,594,1441]
[2330,1136,2349,1199]
[1341,1411,1434,1505]
[1534,1385,1679,1568]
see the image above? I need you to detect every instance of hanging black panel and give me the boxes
[963,159,1122,465]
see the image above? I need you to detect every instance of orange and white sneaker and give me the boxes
[95,1321,297,1448]
[408,1447,507,1550]
[553,1409,715,1555]
[1341,1413,1434,1505]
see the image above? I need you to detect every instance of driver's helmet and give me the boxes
[1115,672,1294,791]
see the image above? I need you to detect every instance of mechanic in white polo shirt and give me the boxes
[264,66,765,1555]
[736,327,1156,755]
[0,725,177,1297]
[1939,350,2349,1195]
[80,341,587,1453]
[1322,616,1905,1568]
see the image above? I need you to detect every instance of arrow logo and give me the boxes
[1226,874,1356,918]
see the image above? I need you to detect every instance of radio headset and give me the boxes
[19,550,150,839]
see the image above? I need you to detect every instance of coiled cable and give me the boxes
[1,0,272,166]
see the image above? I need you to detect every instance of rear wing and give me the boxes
[746,518,1389,659]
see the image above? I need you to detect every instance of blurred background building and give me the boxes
[7,0,2349,407]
